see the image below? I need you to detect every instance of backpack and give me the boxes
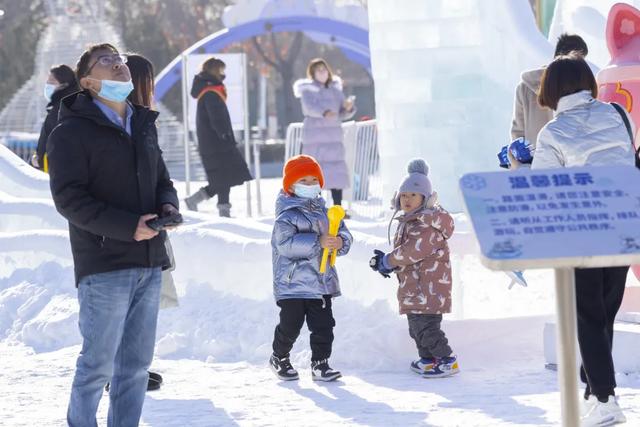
[611,102,640,168]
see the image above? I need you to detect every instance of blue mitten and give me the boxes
[369,250,395,278]
[509,137,533,164]
[498,145,510,169]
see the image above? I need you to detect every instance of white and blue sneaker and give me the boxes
[410,357,436,375]
[421,355,460,378]
[580,395,598,418]
[581,395,626,427]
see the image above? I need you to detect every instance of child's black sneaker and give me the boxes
[311,359,342,382]
[269,354,299,381]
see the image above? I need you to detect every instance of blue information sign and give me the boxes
[459,166,640,270]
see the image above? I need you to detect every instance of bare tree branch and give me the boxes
[284,32,303,66]
[270,31,283,63]
[251,36,281,71]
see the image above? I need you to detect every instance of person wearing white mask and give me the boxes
[294,58,356,210]
[46,43,179,427]
[32,64,78,170]
[269,154,353,382]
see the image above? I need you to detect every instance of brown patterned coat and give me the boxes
[390,207,455,315]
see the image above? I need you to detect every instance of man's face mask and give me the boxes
[88,78,134,103]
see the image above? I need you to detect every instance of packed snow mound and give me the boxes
[0,144,51,199]
[0,262,79,352]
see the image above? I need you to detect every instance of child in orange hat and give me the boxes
[269,155,353,382]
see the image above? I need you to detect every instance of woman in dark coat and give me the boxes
[32,64,78,170]
[184,57,252,217]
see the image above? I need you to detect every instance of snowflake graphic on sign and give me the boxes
[488,240,523,259]
[461,174,487,191]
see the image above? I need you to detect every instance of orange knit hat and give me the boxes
[282,155,325,194]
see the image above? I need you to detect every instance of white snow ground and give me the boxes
[1,145,640,426]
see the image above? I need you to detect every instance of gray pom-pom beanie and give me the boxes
[398,158,433,198]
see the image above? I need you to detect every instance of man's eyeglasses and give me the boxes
[85,54,128,76]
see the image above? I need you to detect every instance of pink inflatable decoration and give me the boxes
[597,3,640,282]
[598,2,640,143]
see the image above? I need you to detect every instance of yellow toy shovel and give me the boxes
[320,205,346,273]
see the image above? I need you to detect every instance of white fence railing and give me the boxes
[285,120,384,218]
[285,123,304,160]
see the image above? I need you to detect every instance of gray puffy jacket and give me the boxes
[271,191,353,301]
[532,91,635,169]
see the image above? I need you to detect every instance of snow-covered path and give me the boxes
[3,320,640,427]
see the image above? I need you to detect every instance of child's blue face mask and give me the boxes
[293,183,321,199]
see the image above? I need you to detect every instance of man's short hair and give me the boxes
[75,43,119,80]
[538,53,597,111]
[554,33,588,57]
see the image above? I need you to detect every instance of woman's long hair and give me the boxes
[126,54,155,107]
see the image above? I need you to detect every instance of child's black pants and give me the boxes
[272,295,335,362]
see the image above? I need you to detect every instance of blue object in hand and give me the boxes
[369,249,394,278]
[509,137,533,164]
[498,146,510,169]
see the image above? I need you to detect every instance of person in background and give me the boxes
[510,33,588,149]
[294,58,355,210]
[532,53,634,427]
[32,64,78,170]
[123,52,179,391]
[184,57,252,216]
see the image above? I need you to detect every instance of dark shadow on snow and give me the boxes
[279,379,429,426]
[143,395,239,427]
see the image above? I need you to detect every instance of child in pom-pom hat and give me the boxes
[370,158,459,378]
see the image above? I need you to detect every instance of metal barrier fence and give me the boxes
[284,120,384,218]
[0,133,38,163]
[285,123,304,160]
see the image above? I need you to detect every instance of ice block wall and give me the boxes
[367,0,551,210]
